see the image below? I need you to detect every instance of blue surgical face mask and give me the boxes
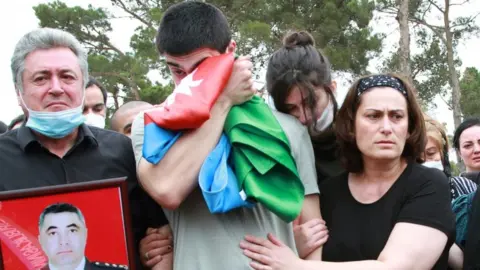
[20,94,85,139]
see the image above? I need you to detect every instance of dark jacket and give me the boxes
[464,183,480,269]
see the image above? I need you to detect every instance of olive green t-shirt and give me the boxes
[131,109,319,270]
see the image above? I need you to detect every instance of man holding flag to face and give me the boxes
[131,2,325,269]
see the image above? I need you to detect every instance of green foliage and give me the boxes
[377,0,478,109]
[126,82,174,105]
[34,0,383,112]
[411,37,457,106]
[450,161,461,176]
[256,0,384,75]
[460,67,480,118]
[130,27,160,69]
[380,35,454,106]
[33,0,156,112]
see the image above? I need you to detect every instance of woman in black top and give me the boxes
[265,31,344,186]
[264,30,344,259]
[240,74,455,269]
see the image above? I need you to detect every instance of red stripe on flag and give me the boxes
[145,53,234,130]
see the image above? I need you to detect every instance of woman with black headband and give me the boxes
[240,74,455,270]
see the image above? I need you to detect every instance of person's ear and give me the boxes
[330,81,337,96]
[225,40,236,54]
[16,91,22,107]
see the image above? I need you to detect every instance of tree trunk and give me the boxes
[91,71,141,101]
[443,0,464,171]
[129,80,141,101]
[112,86,120,110]
[443,0,462,128]
[396,0,415,91]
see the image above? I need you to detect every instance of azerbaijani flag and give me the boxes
[142,52,253,212]
[142,53,304,222]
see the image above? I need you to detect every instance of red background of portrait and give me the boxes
[0,187,129,270]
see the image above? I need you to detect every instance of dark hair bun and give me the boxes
[283,31,315,49]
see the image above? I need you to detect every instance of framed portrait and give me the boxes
[0,177,134,270]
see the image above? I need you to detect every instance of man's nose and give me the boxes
[48,76,65,96]
[58,234,70,246]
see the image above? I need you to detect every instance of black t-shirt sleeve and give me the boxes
[397,166,455,236]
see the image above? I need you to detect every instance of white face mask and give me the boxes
[314,100,334,132]
[422,160,444,171]
[84,113,105,129]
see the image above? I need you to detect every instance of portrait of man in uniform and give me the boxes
[38,203,128,270]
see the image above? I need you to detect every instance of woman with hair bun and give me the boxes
[262,31,344,258]
[266,30,344,187]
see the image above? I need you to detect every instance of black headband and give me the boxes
[357,75,407,97]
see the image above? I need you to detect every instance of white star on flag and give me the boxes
[165,69,203,106]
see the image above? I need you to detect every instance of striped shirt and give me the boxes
[451,176,478,200]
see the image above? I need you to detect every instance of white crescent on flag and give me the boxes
[165,69,204,106]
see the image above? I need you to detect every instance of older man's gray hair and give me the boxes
[11,27,89,93]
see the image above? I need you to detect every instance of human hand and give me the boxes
[294,218,329,258]
[240,233,302,270]
[139,226,173,268]
[217,55,255,107]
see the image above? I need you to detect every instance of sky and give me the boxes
[1,0,479,141]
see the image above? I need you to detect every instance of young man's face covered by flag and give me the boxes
[164,43,236,86]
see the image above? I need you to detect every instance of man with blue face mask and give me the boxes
[0,28,168,269]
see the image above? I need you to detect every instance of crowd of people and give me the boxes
[1,1,480,270]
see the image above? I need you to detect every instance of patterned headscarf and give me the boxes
[357,75,407,97]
